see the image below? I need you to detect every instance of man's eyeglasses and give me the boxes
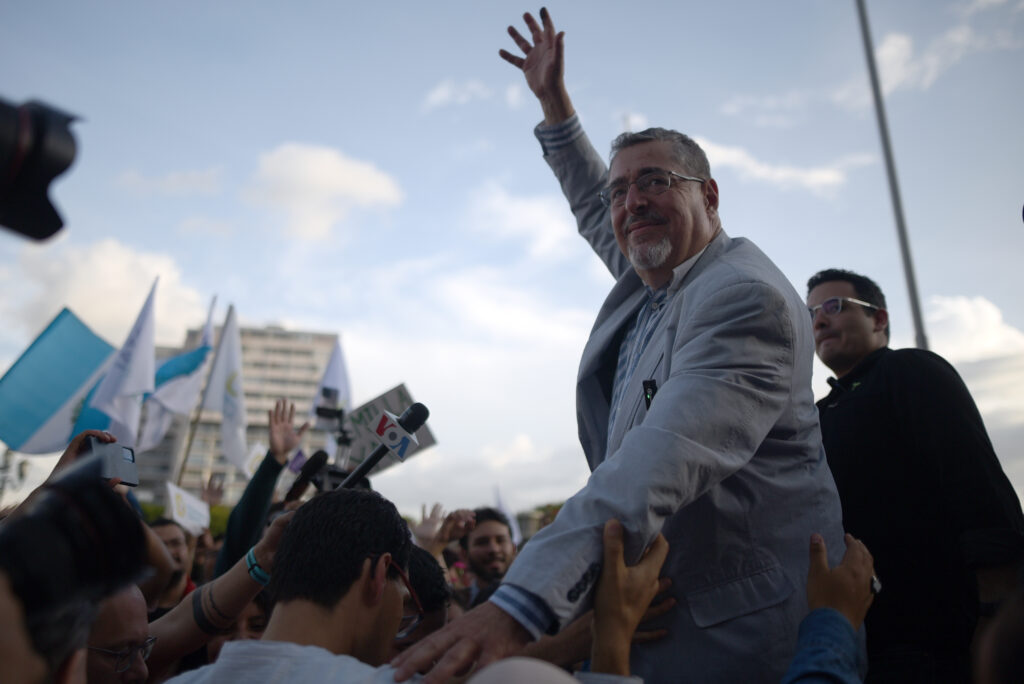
[88,636,157,673]
[387,557,425,640]
[807,296,881,319]
[599,169,705,208]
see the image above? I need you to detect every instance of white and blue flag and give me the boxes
[137,298,215,453]
[0,308,116,454]
[81,279,158,448]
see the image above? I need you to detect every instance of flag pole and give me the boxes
[175,303,229,486]
[855,0,928,350]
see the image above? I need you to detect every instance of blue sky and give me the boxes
[2,0,1023,516]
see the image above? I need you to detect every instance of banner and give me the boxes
[166,481,210,536]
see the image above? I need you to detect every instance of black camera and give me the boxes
[0,96,77,240]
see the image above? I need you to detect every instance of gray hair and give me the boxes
[610,128,711,179]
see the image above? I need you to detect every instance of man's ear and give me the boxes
[55,647,87,684]
[873,308,889,335]
[703,178,720,216]
[363,553,390,606]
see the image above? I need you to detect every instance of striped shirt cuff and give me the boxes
[490,584,558,640]
[534,113,584,154]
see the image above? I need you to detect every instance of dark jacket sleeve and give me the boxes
[213,451,285,577]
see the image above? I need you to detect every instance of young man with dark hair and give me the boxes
[167,488,415,681]
[807,267,1024,682]
[458,507,517,605]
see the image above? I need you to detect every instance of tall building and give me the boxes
[136,324,339,506]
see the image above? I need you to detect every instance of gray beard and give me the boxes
[628,236,673,271]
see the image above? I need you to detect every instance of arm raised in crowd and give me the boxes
[147,511,293,679]
[214,399,307,576]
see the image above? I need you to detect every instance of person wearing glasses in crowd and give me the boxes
[394,9,845,684]
[807,268,1024,683]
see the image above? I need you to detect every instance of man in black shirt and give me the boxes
[807,268,1024,683]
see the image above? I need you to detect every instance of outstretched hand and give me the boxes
[268,398,309,464]
[390,601,531,683]
[590,519,669,675]
[498,7,575,124]
[806,533,875,630]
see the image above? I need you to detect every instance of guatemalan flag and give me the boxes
[0,308,116,454]
[136,298,216,453]
[77,279,158,448]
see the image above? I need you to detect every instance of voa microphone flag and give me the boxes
[0,308,115,453]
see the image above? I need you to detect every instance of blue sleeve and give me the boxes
[780,609,862,684]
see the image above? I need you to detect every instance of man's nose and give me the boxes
[624,182,648,214]
[124,650,148,683]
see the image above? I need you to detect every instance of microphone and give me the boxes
[340,403,429,489]
[284,450,328,502]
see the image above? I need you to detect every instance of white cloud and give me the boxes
[465,181,578,260]
[958,0,1006,17]
[720,90,808,128]
[696,138,875,194]
[0,237,206,348]
[927,295,1024,364]
[421,79,492,112]
[616,111,649,133]
[505,83,524,109]
[116,167,222,196]
[247,143,403,240]
[832,24,1020,107]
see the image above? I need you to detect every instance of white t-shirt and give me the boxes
[165,640,415,684]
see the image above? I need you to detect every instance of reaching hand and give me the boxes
[590,519,669,675]
[51,429,115,477]
[201,474,224,507]
[806,533,875,630]
[268,398,309,464]
[411,503,446,545]
[498,7,575,124]
[252,509,294,573]
[390,601,531,683]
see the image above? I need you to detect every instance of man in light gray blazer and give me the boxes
[392,10,846,684]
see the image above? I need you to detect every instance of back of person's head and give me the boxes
[267,488,411,610]
[610,127,711,180]
[407,545,451,614]
[0,454,146,682]
[807,268,890,338]
[459,507,512,550]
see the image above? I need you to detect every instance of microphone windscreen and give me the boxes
[398,402,429,433]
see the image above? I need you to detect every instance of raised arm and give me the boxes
[500,7,629,279]
[147,511,292,678]
[214,399,307,576]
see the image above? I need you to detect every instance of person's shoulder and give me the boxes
[884,347,959,375]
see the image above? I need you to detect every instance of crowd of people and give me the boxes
[3,7,1024,684]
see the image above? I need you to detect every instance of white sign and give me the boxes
[166,481,210,536]
[343,384,436,476]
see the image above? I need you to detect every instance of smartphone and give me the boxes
[87,436,139,487]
